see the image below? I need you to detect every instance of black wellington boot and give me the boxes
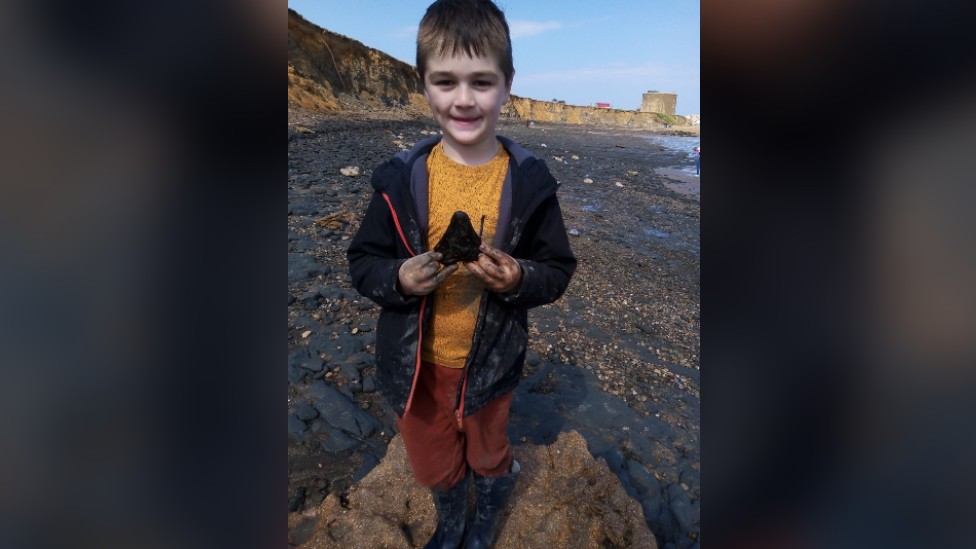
[424,471,471,549]
[462,460,520,549]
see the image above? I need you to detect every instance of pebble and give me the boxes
[583,178,594,184]
[340,166,361,177]
[569,228,580,237]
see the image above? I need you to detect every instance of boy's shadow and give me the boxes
[508,361,589,446]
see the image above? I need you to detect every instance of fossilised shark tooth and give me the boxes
[433,211,484,265]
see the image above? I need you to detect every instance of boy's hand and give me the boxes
[464,243,523,293]
[398,252,458,296]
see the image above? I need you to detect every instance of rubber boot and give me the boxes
[424,471,471,549]
[462,460,520,549]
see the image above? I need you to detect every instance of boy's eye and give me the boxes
[434,79,454,86]
[474,80,493,87]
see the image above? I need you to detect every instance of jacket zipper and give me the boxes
[453,290,487,429]
[450,169,555,426]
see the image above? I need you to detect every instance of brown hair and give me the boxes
[416,0,514,85]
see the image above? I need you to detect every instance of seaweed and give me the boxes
[433,211,484,265]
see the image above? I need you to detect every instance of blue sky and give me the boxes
[288,0,700,115]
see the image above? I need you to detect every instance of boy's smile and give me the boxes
[423,53,512,165]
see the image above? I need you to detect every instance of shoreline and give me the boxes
[655,167,701,197]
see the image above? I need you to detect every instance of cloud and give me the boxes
[392,25,418,39]
[508,20,563,39]
[518,62,698,86]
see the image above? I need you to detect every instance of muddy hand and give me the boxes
[464,243,523,293]
[399,251,458,296]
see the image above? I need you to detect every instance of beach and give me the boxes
[287,110,701,547]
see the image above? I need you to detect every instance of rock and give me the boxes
[300,291,323,309]
[289,364,310,384]
[290,236,318,252]
[308,380,380,438]
[289,487,308,513]
[345,352,372,369]
[340,166,361,176]
[307,418,361,452]
[338,363,361,383]
[288,253,324,285]
[361,377,376,393]
[615,182,625,187]
[289,347,324,373]
[295,402,319,421]
[288,414,312,444]
[569,228,580,237]
[289,430,658,548]
[433,211,482,265]
[667,482,695,533]
[583,178,594,184]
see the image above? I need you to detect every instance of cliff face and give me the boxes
[287,9,428,114]
[503,96,694,132]
[287,8,696,133]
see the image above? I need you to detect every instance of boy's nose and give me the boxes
[455,86,475,107]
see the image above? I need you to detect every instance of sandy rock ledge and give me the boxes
[289,430,658,549]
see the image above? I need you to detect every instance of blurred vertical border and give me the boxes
[0,1,284,548]
[704,0,976,547]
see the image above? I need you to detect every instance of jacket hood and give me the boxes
[370,135,546,193]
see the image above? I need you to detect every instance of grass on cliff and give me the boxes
[653,112,678,126]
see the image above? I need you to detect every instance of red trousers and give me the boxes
[397,361,514,492]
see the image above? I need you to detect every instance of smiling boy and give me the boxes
[347,1,576,547]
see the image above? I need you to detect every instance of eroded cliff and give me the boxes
[287,8,696,133]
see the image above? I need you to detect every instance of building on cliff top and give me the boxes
[640,90,677,115]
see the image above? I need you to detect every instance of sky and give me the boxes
[287,0,700,115]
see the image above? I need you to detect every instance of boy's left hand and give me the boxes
[464,243,523,293]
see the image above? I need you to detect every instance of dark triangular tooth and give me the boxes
[433,211,482,265]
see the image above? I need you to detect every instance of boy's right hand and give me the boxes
[398,252,457,296]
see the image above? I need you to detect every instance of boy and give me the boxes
[347,1,576,547]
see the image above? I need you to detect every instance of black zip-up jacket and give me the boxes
[347,135,576,419]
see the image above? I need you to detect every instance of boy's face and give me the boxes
[423,52,512,161]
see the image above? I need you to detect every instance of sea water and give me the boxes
[642,135,700,177]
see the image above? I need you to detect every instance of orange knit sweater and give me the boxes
[422,142,509,368]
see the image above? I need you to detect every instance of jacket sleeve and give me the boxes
[497,193,577,309]
[347,190,419,310]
